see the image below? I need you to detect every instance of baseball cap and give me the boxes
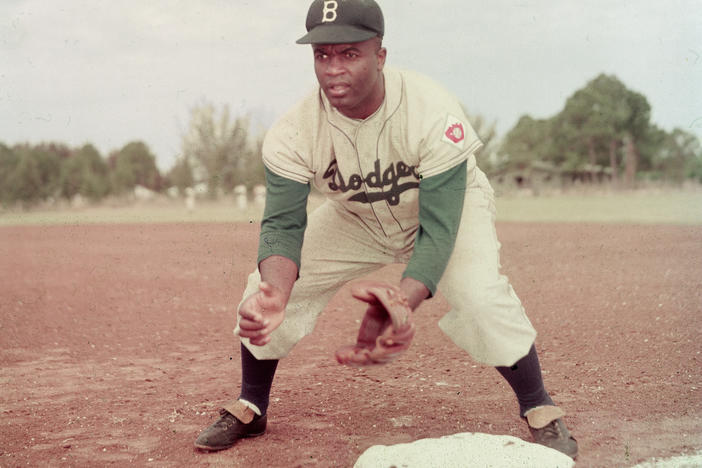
[296,0,384,45]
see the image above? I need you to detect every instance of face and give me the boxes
[313,37,387,120]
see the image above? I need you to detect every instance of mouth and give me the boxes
[326,83,350,98]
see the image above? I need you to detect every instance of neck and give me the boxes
[367,72,386,117]
[344,72,385,120]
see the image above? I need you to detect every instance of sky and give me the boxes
[1,0,701,171]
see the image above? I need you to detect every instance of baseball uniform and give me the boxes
[195,0,576,458]
[238,66,536,366]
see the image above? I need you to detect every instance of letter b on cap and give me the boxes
[322,0,338,22]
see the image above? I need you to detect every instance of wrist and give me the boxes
[399,277,430,310]
[259,255,298,300]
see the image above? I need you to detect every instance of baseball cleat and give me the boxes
[194,401,266,451]
[524,405,578,458]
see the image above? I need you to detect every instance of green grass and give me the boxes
[1,191,701,226]
[0,201,267,226]
[495,191,702,225]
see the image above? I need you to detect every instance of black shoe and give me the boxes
[194,408,267,451]
[524,405,578,459]
[528,417,578,458]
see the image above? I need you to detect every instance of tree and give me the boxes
[5,144,63,204]
[556,74,651,187]
[166,156,195,195]
[239,135,265,188]
[500,115,554,170]
[620,88,651,187]
[180,102,260,196]
[649,128,702,183]
[7,147,43,204]
[0,143,19,205]
[59,144,110,201]
[636,124,667,175]
[498,74,658,188]
[109,141,162,194]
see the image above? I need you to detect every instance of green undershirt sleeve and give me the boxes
[402,160,467,296]
[257,166,310,271]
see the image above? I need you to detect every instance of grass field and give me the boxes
[1,191,701,226]
[495,191,702,224]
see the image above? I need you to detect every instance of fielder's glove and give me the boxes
[335,281,415,366]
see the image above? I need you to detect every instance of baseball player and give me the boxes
[195,0,578,458]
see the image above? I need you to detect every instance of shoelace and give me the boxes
[214,410,236,428]
[540,420,562,439]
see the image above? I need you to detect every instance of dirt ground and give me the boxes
[1,222,700,467]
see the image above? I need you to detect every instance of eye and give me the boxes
[345,51,359,59]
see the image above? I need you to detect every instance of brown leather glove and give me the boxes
[335,281,415,366]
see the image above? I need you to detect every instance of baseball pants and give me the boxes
[238,167,537,367]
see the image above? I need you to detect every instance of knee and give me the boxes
[456,282,493,311]
[442,275,518,314]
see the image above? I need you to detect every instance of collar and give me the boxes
[320,67,403,135]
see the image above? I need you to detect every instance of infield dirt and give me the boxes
[1,222,700,467]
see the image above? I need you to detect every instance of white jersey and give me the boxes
[262,66,482,238]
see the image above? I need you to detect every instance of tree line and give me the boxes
[2,74,701,208]
[494,74,702,187]
[0,140,162,207]
[0,102,264,208]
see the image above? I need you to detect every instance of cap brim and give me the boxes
[296,24,378,44]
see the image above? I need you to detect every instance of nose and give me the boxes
[325,55,345,77]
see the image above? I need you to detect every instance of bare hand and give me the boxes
[236,281,287,346]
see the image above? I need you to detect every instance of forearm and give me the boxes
[237,256,294,346]
[258,255,298,303]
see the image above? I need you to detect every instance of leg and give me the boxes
[495,343,553,417]
[194,343,276,451]
[238,343,278,416]
[196,202,397,451]
[438,168,536,366]
[498,344,577,458]
[438,168,577,457]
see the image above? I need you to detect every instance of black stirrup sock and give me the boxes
[495,344,554,417]
[238,343,279,415]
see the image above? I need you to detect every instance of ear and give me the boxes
[377,47,387,70]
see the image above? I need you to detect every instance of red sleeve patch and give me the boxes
[441,115,466,149]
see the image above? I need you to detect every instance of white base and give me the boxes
[353,432,575,468]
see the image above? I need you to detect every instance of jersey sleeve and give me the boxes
[261,111,315,184]
[402,159,467,296]
[402,71,483,179]
[257,166,310,271]
[416,110,482,179]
